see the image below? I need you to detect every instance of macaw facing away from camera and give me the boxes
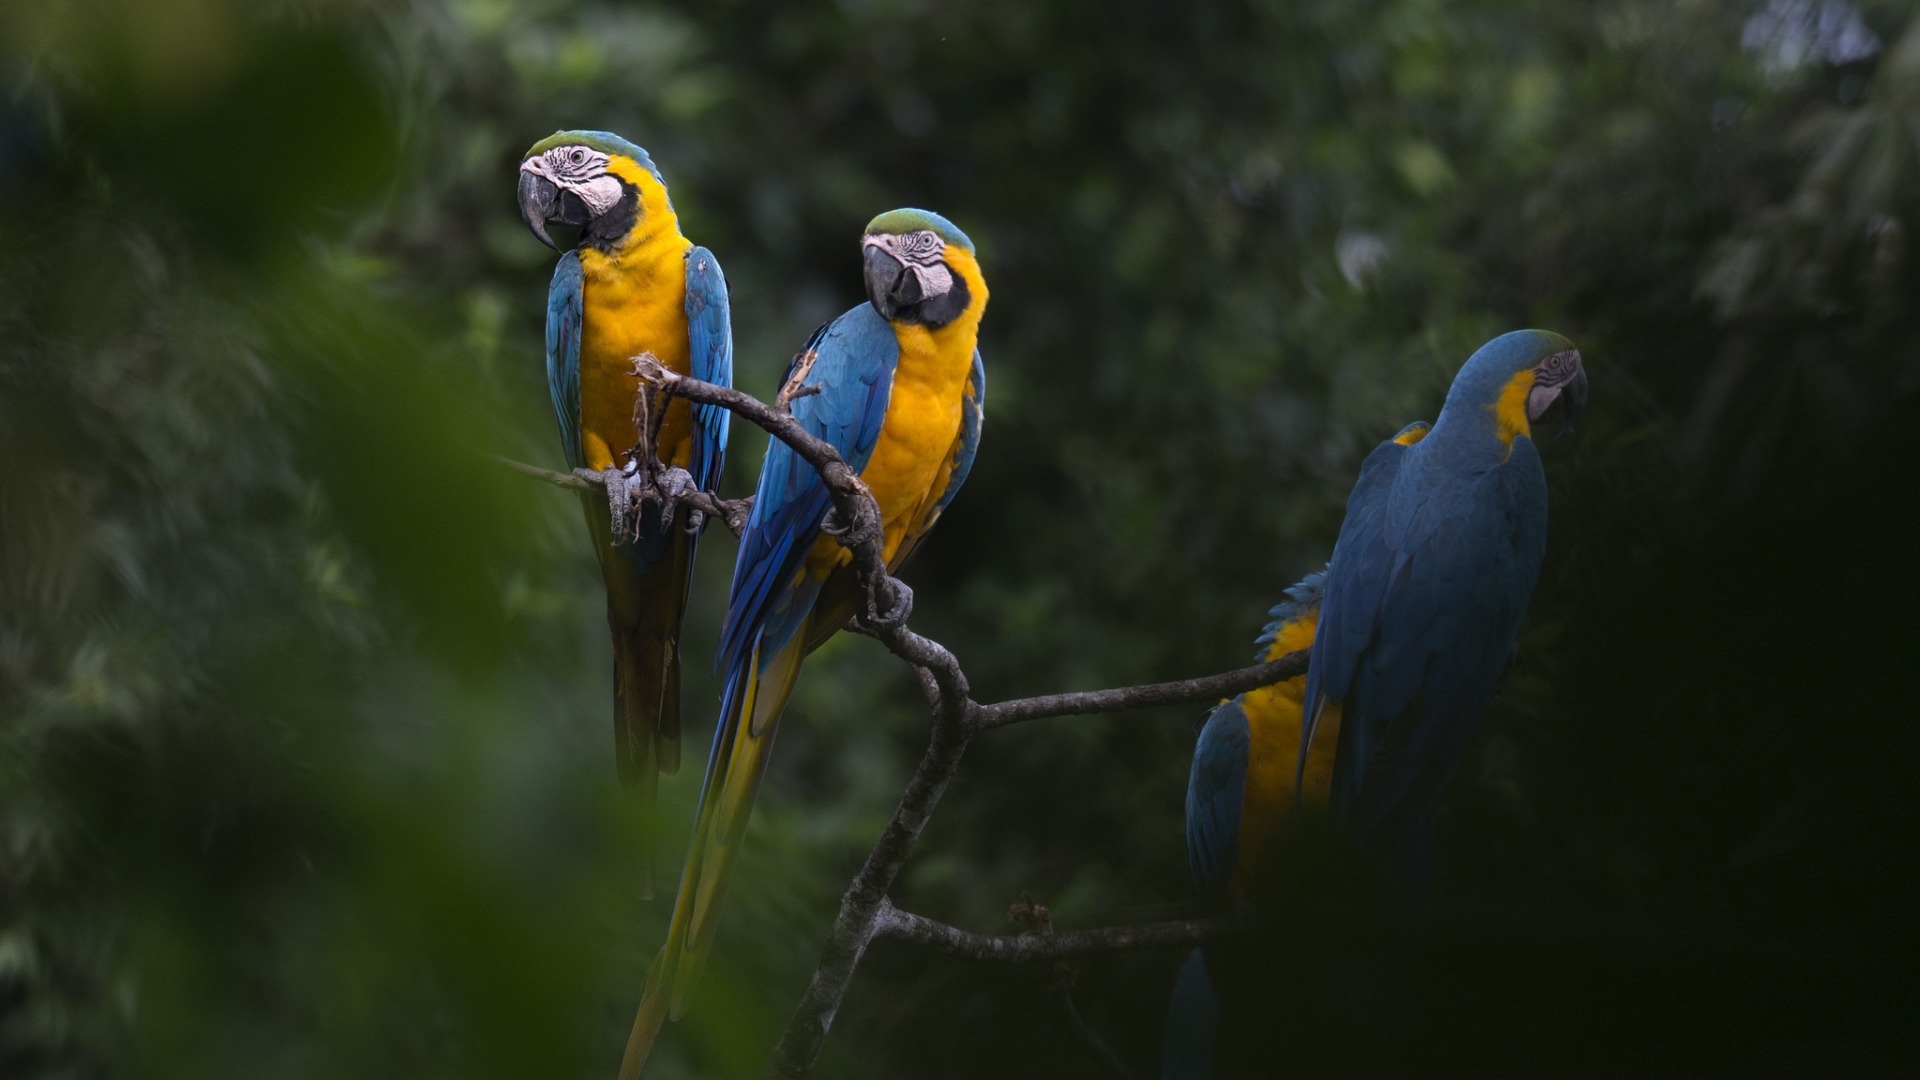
[618,208,988,1078]
[517,130,733,891]
[1165,569,1333,1080]
[1300,330,1586,887]
[1165,422,1430,1080]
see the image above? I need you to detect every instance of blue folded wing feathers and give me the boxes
[1187,699,1250,913]
[1299,436,1410,789]
[1369,445,1548,812]
[1331,489,1485,817]
[545,252,585,471]
[938,348,986,515]
[1333,442,1550,829]
[683,246,733,493]
[715,305,899,675]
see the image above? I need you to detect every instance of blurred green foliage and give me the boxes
[2,0,1917,1076]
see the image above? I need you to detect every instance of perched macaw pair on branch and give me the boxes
[517,131,987,1076]
[1165,335,1586,1077]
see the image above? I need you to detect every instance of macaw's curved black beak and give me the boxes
[518,170,562,250]
[519,169,594,251]
[1526,351,1589,433]
[863,242,919,321]
[1561,365,1590,432]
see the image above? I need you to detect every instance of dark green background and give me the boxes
[4,1,1917,1076]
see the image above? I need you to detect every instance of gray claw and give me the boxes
[658,466,698,503]
[724,500,753,537]
[820,504,882,548]
[602,466,637,542]
[654,465,703,533]
[871,578,914,628]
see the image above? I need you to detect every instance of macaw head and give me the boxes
[860,208,983,328]
[517,130,671,251]
[1442,329,1588,446]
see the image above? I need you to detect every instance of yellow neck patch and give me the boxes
[1491,368,1537,450]
[604,157,682,258]
[941,243,990,326]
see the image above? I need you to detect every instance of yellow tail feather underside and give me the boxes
[617,630,809,1077]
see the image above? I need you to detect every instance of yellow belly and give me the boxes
[577,237,696,471]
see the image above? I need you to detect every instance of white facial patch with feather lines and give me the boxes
[865,230,954,298]
[521,146,626,217]
[1528,349,1578,414]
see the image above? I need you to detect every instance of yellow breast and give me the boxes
[805,243,988,575]
[573,162,696,472]
[1234,611,1341,882]
[861,321,979,565]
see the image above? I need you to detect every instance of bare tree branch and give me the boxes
[632,354,883,572]
[769,729,971,1079]
[971,650,1309,733]
[873,900,1230,963]
[629,356,973,709]
[492,452,753,536]
[492,453,595,492]
[510,358,1309,1079]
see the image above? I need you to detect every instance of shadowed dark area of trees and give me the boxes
[3,1,1917,1077]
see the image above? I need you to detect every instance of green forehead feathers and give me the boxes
[865,208,974,253]
[522,130,664,183]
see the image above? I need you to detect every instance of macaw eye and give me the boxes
[569,148,586,165]
[1538,350,1578,380]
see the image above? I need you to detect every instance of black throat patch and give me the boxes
[898,268,971,329]
[581,179,640,252]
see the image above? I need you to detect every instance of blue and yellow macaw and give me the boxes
[1300,330,1586,886]
[1166,569,1336,1080]
[619,208,988,1076]
[517,131,733,887]
[1184,570,1340,920]
[1165,423,1432,1080]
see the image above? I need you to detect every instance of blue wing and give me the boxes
[935,347,987,518]
[1340,440,1546,830]
[1309,434,1549,873]
[1298,434,1414,785]
[683,246,733,493]
[1187,699,1250,914]
[545,252,585,470]
[715,303,900,674]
